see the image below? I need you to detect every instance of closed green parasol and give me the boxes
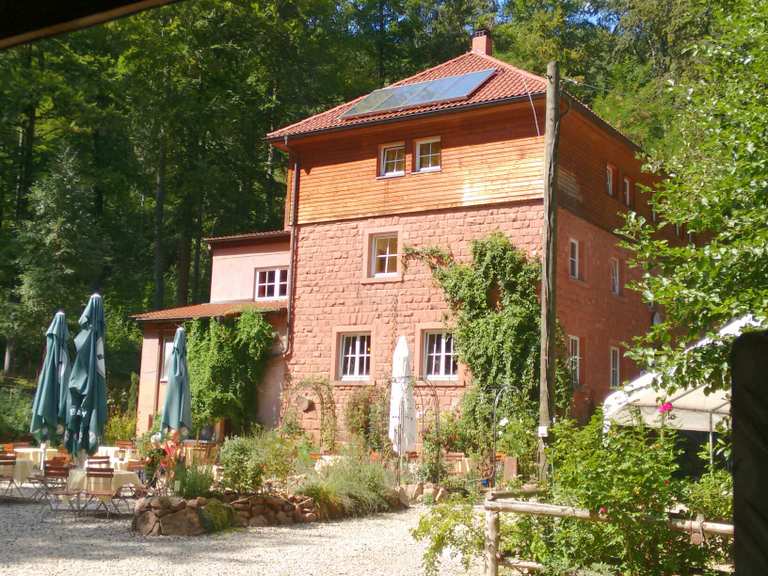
[161,326,192,435]
[65,294,107,456]
[30,311,71,442]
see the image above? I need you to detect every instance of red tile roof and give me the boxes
[205,230,290,246]
[132,300,286,322]
[267,51,546,141]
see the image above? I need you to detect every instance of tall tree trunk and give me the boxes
[191,195,204,303]
[176,228,190,306]
[3,338,15,376]
[153,135,166,310]
[15,104,36,222]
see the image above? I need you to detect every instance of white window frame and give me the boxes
[610,346,621,389]
[414,137,441,173]
[370,234,398,277]
[380,142,405,177]
[254,267,288,300]
[568,239,580,280]
[568,336,581,388]
[423,331,458,380]
[623,177,632,206]
[339,333,371,381]
[610,257,620,295]
[160,338,174,382]
[606,165,614,196]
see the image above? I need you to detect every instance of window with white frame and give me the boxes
[423,332,458,379]
[415,137,441,172]
[610,258,620,295]
[569,239,580,279]
[610,346,621,389]
[255,268,288,300]
[606,165,614,196]
[339,333,371,380]
[569,336,581,387]
[623,177,632,206]
[161,338,174,382]
[370,234,398,276]
[380,143,405,177]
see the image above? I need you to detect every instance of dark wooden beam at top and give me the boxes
[0,0,179,49]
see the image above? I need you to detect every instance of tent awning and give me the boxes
[603,315,760,432]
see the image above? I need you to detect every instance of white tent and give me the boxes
[388,336,417,455]
[604,315,759,433]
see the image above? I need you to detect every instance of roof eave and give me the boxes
[267,93,545,148]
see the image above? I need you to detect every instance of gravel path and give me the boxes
[0,501,480,576]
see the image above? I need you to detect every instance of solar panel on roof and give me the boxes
[341,68,496,120]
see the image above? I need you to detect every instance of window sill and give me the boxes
[334,378,371,386]
[254,297,288,302]
[413,167,441,175]
[376,172,407,180]
[361,273,402,285]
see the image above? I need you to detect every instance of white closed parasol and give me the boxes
[389,336,417,455]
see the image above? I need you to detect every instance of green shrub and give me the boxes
[296,447,395,517]
[104,411,136,444]
[344,386,389,452]
[219,435,264,493]
[176,465,215,499]
[685,469,733,563]
[259,430,296,485]
[0,384,33,441]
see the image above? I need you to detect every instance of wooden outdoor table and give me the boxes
[67,469,142,493]
[14,447,57,466]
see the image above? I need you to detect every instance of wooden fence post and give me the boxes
[485,507,499,576]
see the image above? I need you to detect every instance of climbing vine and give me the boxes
[405,232,571,467]
[186,310,275,433]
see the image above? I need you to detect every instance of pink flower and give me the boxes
[658,402,673,414]
[598,506,607,516]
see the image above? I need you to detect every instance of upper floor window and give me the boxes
[371,234,398,277]
[609,258,621,295]
[161,338,174,382]
[415,137,441,172]
[424,331,457,380]
[606,164,615,196]
[255,268,288,300]
[380,143,405,177]
[568,239,580,280]
[610,346,621,389]
[569,335,581,388]
[339,333,371,380]
[623,177,632,207]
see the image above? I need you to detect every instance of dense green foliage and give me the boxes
[219,429,298,493]
[406,233,570,471]
[297,447,395,518]
[186,310,274,430]
[176,464,216,499]
[622,0,768,392]
[0,381,33,440]
[414,413,732,575]
[103,411,137,444]
[343,386,389,452]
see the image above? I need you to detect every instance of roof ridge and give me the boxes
[388,51,478,87]
[471,52,547,85]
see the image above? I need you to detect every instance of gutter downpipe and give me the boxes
[284,135,300,359]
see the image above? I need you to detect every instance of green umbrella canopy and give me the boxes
[30,311,71,442]
[65,294,107,456]
[161,326,192,435]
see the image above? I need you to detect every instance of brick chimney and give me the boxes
[471,28,492,56]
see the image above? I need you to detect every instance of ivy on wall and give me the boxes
[186,310,275,433]
[405,232,571,464]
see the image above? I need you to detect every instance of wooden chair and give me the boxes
[0,453,24,498]
[2,443,13,454]
[83,467,119,517]
[115,440,134,450]
[12,441,31,448]
[86,456,111,468]
[40,464,79,516]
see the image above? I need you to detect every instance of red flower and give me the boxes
[658,402,674,414]
[598,506,607,516]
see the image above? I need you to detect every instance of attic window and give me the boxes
[255,268,288,300]
[380,143,405,177]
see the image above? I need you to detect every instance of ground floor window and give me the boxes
[161,338,174,382]
[424,331,457,380]
[569,335,581,387]
[339,333,371,380]
[610,346,621,389]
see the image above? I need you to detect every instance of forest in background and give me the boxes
[0,0,719,403]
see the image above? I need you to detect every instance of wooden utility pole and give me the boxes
[538,61,560,481]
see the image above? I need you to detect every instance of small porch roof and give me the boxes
[132,300,286,323]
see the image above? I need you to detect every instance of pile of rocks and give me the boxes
[225,493,318,527]
[132,493,320,537]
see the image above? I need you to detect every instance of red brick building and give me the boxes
[134,30,670,438]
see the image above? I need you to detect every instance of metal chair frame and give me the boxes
[0,454,25,498]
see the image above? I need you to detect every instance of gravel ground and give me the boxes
[0,501,481,576]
